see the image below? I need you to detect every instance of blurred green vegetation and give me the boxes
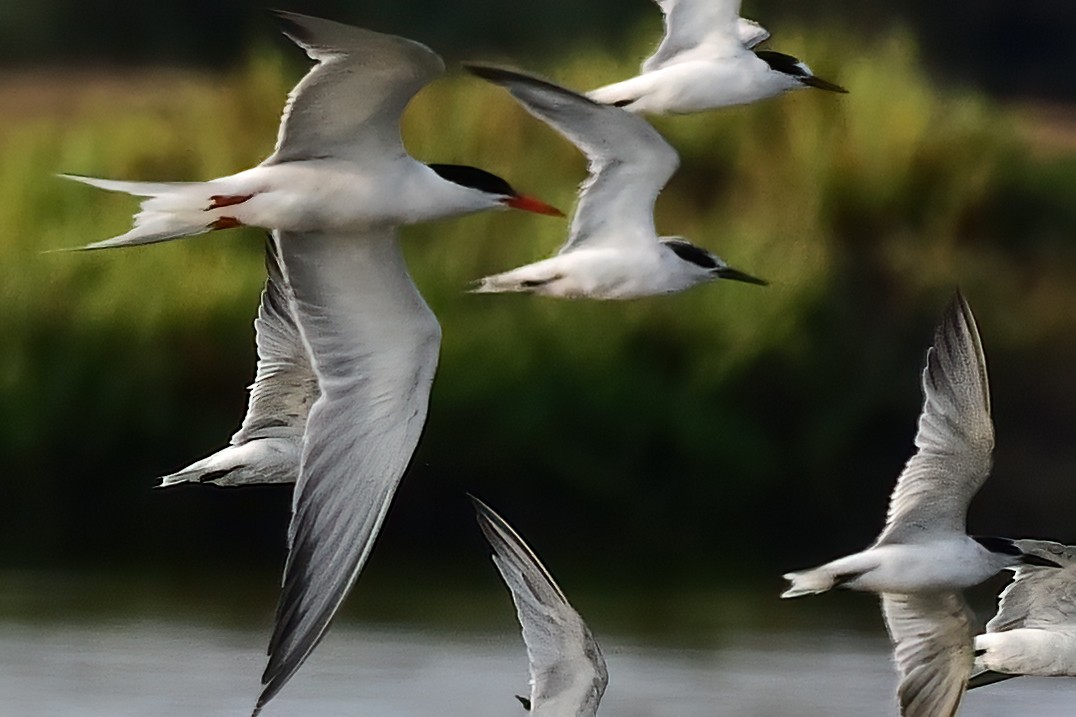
[1,27,1075,601]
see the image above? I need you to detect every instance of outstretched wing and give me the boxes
[265,11,444,165]
[254,228,441,714]
[472,497,608,717]
[466,65,678,255]
[882,591,975,717]
[877,292,994,544]
[642,0,747,72]
[230,233,318,446]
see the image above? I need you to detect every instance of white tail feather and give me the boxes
[781,569,837,598]
[61,174,225,250]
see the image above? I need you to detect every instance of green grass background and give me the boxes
[2,28,1075,618]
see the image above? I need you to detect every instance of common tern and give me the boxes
[62,12,562,715]
[781,292,1061,717]
[588,0,846,114]
[466,65,766,299]
[472,496,608,716]
[969,539,1076,688]
[158,234,312,488]
[61,20,561,252]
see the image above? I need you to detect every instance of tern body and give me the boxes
[782,293,1060,717]
[587,0,846,115]
[789,539,1024,597]
[466,65,766,299]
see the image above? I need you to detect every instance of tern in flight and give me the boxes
[158,234,313,488]
[466,65,767,299]
[588,0,846,114]
[62,12,562,715]
[472,496,608,717]
[782,292,1060,717]
[969,539,1076,689]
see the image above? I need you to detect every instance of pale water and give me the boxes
[0,618,1071,716]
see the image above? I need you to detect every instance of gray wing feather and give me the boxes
[642,0,746,72]
[266,12,444,165]
[230,234,318,445]
[466,65,678,254]
[255,228,441,714]
[987,541,1076,632]
[472,497,608,717]
[882,592,975,717]
[877,292,993,544]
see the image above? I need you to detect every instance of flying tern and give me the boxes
[465,65,767,299]
[588,0,847,114]
[158,234,312,488]
[472,496,608,716]
[969,539,1076,689]
[781,292,1060,717]
[60,21,561,252]
[63,12,563,714]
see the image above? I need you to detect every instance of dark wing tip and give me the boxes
[966,670,1018,690]
[462,63,600,107]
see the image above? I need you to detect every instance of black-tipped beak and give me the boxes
[715,267,769,286]
[800,75,848,93]
[1021,553,1063,568]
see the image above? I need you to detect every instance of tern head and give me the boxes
[427,163,563,217]
[662,239,768,287]
[754,50,848,94]
[974,536,1063,569]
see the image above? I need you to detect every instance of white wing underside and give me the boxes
[265,11,444,166]
[642,0,758,72]
[256,227,441,711]
[468,66,678,255]
[988,541,1076,632]
[230,234,317,446]
[877,293,994,544]
[473,498,608,717]
[882,592,975,717]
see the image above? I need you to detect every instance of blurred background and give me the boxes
[1,1,1075,714]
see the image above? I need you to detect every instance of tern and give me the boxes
[62,12,562,715]
[465,65,767,299]
[781,292,1060,717]
[969,539,1076,689]
[158,234,313,488]
[587,0,847,114]
[472,496,608,716]
[60,20,561,252]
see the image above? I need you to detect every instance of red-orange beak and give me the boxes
[502,195,565,217]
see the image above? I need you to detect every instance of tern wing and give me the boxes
[466,65,678,254]
[254,228,441,714]
[987,541,1076,632]
[876,292,994,544]
[472,497,608,717]
[642,0,746,72]
[265,11,445,165]
[882,591,975,717]
[230,234,318,446]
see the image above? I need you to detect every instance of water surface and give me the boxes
[1,618,1071,716]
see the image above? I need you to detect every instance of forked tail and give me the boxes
[60,174,248,250]
[781,568,839,598]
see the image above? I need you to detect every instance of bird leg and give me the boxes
[209,216,243,230]
[206,193,255,210]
